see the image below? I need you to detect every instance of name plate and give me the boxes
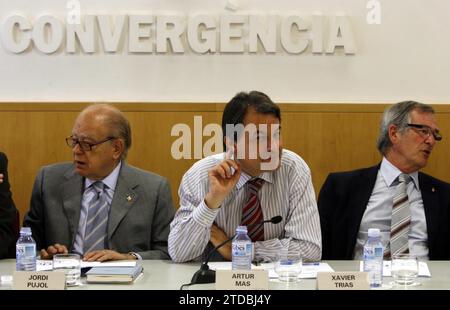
[216,270,269,290]
[13,271,66,290]
[317,272,369,290]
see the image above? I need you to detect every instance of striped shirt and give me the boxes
[168,149,321,263]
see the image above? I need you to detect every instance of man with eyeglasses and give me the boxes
[318,101,450,260]
[24,104,175,261]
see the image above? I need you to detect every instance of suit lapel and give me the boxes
[61,168,83,249]
[347,165,380,256]
[107,163,139,241]
[419,173,438,253]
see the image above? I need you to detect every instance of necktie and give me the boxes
[83,181,110,254]
[385,173,412,259]
[241,178,265,242]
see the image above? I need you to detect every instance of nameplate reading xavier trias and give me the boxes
[216,270,269,290]
[317,272,369,290]
[13,271,66,290]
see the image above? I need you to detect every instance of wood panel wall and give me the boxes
[1,103,449,224]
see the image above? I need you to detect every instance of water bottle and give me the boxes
[363,228,384,288]
[16,227,36,271]
[231,226,252,270]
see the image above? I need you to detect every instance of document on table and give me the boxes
[208,262,257,270]
[358,261,431,277]
[37,259,136,271]
[208,262,334,279]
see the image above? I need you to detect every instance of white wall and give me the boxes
[0,0,449,103]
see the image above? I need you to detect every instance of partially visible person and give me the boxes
[169,91,321,263]
[318,101,450,260]
[0,152,18,259]
[24,104,175,261]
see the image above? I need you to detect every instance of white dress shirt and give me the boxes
[168,149,322,263]
[353,157,429,260]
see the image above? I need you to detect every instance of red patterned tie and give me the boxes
[241,178,265,242]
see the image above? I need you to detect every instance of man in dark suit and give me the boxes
[0,152,18,259]
[318,101,450,260]
[24,104,175,261]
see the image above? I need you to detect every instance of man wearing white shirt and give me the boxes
[318,101,450,260]
[169,91,321,263]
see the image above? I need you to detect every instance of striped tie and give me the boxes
[384,173,412,259]
[241,178,265,242]
[83,181,110,254]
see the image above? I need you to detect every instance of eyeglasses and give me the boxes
[65,136,116,151]
[406,123,442,141]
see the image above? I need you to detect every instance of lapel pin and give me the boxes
[432,187,435,193]
[126,195,132,202]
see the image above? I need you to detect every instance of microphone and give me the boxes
[190,215,283,285]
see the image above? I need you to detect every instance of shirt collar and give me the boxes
[380,157,419,189]
[84,161,122,191]
[235,168,274,190]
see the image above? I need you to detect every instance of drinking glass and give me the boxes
[52,253,81,286]
[391,254,419,286]
[274,252,302,282]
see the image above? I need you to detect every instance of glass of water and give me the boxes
[52,253,81,286]
[391,254,419,286]
[274,252,302,283]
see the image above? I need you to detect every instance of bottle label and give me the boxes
[232,243,252,256]
[374,246,383,258]
[16,244,36,257]
[363,245,383,259]
[232,241,252,270]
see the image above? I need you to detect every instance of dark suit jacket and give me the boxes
[0,152,18,259]
[318,165,450,260]
[24,162,175,259]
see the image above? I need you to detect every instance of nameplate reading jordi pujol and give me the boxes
[216,270,269,290]
[317,272,369,290]
[13,271,66,290]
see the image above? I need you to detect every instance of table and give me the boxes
[1,260,450,290]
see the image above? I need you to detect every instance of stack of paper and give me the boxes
[36,259,137,271]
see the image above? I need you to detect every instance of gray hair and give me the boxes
[376,101,435,155]
[81,104,132,159]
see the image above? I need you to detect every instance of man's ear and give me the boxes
[388,124,400,144]
[112,139,125,160]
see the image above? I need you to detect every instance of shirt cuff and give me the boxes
[192,200,220,227]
